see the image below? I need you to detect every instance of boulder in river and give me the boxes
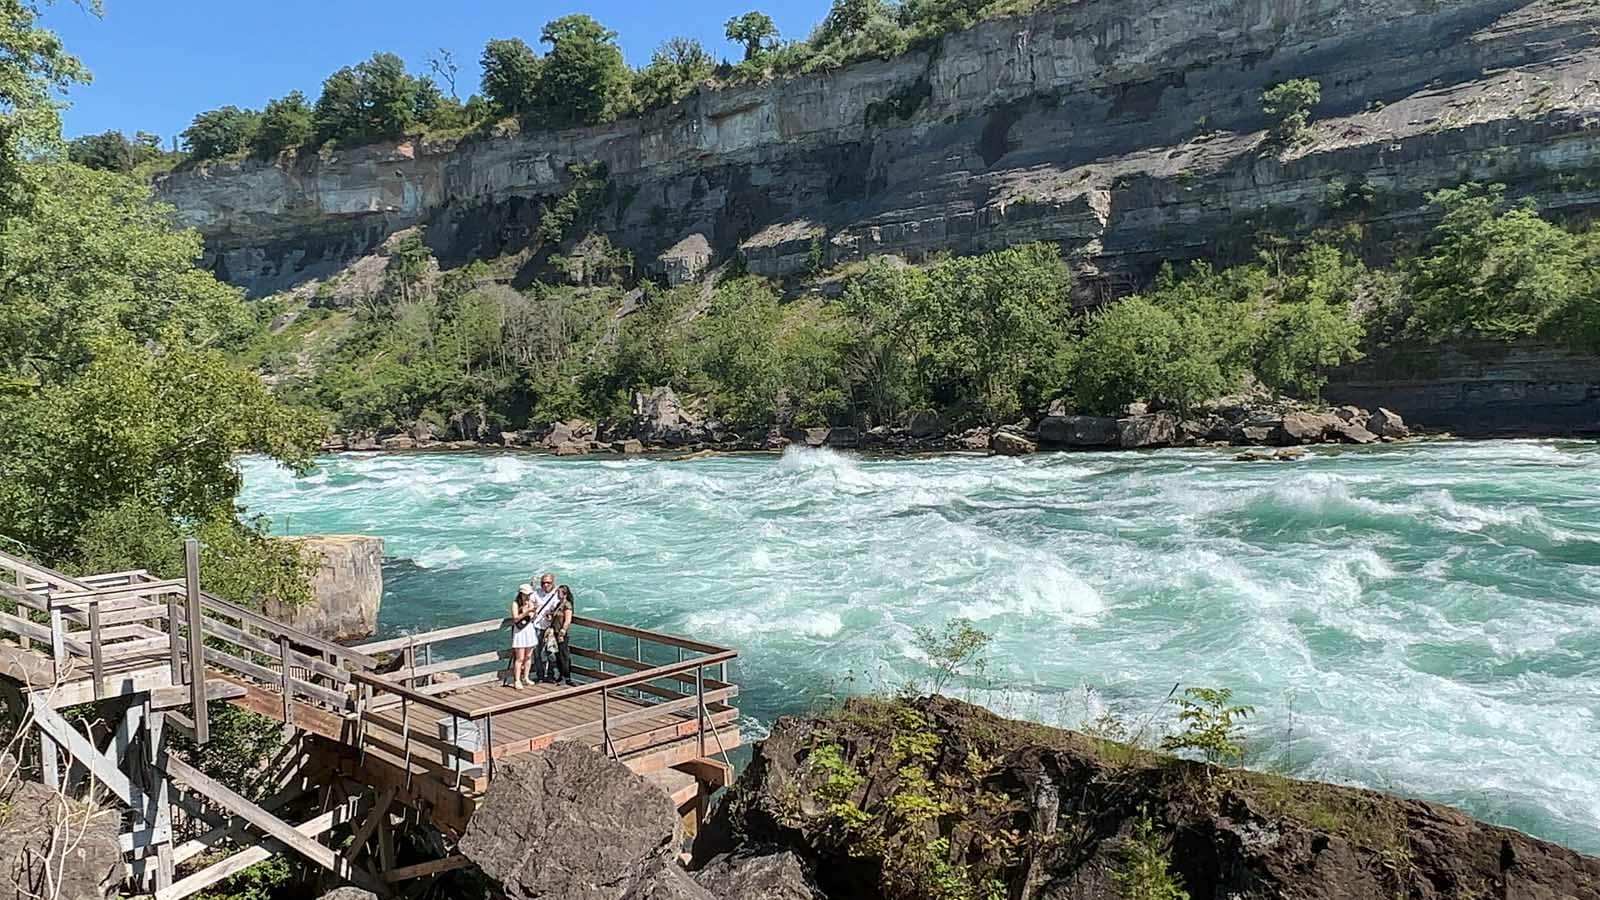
[265,535,384,641]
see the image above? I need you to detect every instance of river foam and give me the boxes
[239,441,1600,854]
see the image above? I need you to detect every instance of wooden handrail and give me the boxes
[571,615,732,656]
[198,591,378,669]
[464,649,737,719]
[348,671,475,719]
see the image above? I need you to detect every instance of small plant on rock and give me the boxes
[1261,78,1321,145]
[1114,807,1190,900]
[1161,686,1254,770]
[909,617,992,696]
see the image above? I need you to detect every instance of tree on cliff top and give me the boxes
[313,52,431,147]
[182,104,260,160]
[481,37,543,117]
[67,128,162,173]
[633,37,715,112]
[252,90,313,158]
[725,11,779,61]
[538,15,633,127]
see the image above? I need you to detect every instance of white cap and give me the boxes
[518,583,534,596]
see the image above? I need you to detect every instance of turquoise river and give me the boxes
[238,441,1600,854]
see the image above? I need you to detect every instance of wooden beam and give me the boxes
[342,787,394,863]
[28,695,132,804]
[154,794,370,900]
[381,854,471,883]
[183,539,208,745]
[160,754,390,897]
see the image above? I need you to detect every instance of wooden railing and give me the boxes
[0,547,739,792]
[352,614,739,782]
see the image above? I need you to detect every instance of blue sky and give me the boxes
[43,1,834,143]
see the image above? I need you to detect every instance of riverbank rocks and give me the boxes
[632,387,714,446]
[1117,412,1179,448]
[990,431,1037,456]
[1369,406,1411,438]
[1038,414,1118,447]
[265,535,384,641]
[708,696,1600,900]
[0,778,123,900]
[902,410,946,439]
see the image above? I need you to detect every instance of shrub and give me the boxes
[1261,78,1321,144]
[1114,808,1190,900]
[1160,686,1254,768]
[182,106,260,160]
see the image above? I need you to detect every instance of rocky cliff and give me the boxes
[156,0,1600,299]
[263,535,384,641]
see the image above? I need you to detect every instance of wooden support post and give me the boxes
[149,711,175,892]
[183,539,208,745]
[88,602,105,700]
[381,855,470,883]
[342,788,395,864]
[28,695,133,804]
[378,814,397,874]
[166,583,182,683]
[39,733,59,790]
[279,635,293,725]
[49,606,66,679]
[15,566,29,652]
[695,664,706,758]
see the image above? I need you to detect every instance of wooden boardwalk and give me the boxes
[0,544,740,899]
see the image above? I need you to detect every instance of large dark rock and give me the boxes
[1037,415,1119,448]
[265,535,384,642]
[1116,413,1179,448]
[0,780,122,900]
[459,742,683,900]
[694,847,824,900]
[632,388,708,446]
[991,431,1038,456]
[1369,406,1411,439]
[902,410,947,440]
[317,890,378,900]
[1272,410,1342,445]
[713,697,1600,900]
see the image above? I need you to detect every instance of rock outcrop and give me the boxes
[0,780,123,900]
[458,742,821,900]
[706,696,1600,900]
[265,535,384,641]
[157,0,1600,304]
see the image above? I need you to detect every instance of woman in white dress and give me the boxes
[509,583,539,688]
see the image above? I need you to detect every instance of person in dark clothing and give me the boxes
[551,585,576,686]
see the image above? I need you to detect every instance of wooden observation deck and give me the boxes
[0,543,740,899]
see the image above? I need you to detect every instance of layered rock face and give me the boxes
[264,535,384,641]
[157,0,1600,299]
[1325,341,1600,436]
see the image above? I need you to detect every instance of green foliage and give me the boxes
[481,37,544,117]
[313,52,433,147]
[0,0,92,210]
[193,851,296,900]
[1114,808,1190,900]
[909,617,991,696]
[539,162,610,245]
[538,15,633,127]
[182,105,260,160]
[1403,183,1600,348]
[1160,687,1254,768]
[725,11,780,61]
[251,91,314,158]
[66,129,166,173]
[633,37,715,112]
[1261,78,1321,144]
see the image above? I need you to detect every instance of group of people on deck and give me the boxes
[508,573,575,688]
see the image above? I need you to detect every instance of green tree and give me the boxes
[313,52,428,146]
[724,11,779,61]
[538,15,633,127]
[480,37,544,117]
[1407,184,1593,342]
[251,91,313,157]
[67,128,160,173]
[1261,78,1321,144]
[633,37,714,111]
[1,0,92,209]
[181,105,260,160]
